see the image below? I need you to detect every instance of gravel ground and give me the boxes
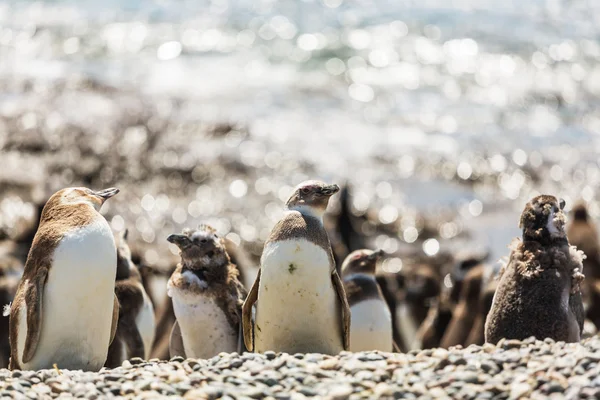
[1,336,600,399]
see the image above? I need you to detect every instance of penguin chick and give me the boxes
[105,229,155,368]
[485,195,585,344]
[242,181,350,354]
[167,225,247,359]
[8,187,120,371]
[341,249,393,352]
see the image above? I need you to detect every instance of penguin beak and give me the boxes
[320,184,340,196]
[167,234,190,248]
[368,249,384,261]
[559,198,566,210]
[95,188,120,201]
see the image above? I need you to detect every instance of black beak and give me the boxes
[368,249,384,261]
[559,198,566,210]
[95,188,119,200]
[167,234,190,248]
[320,184,340,196]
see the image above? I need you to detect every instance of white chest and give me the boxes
[19,218,117,371]
[255,239,342,354]
[169,286,237,359]
[349,298,393,352]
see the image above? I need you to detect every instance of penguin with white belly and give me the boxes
[8,187,120,371]
[243,181,350,355]
[341,249,394,352]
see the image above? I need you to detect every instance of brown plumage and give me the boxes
[485,195,585,344]
[105,229,155,368]
[167,224,247,358]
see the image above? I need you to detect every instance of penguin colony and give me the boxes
[0,181,598,372]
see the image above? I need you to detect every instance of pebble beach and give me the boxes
[2,336,600,399]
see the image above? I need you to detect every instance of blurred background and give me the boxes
[2,0,600,359]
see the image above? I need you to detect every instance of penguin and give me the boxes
[105,229,155,368]
[341,249,393,352]
[167,224,247,359]
[567,202,600,281]
[8,187,120,371]
[439,263,484,348]
[485,195,585,344]
[242,181,350,354]
[0,245,23,368]
[376,272,406,352]
[465,275,497,346]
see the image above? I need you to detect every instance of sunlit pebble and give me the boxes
[489,154,507,172]
[389,21,408,37]
[142,230,155,243]
[167,242,180,255]
[347,56,367,69]
[403,227,419,243]
[172,207,187,224]
[382,258,403,273]
[163,151,179,168]
[240,224,257,242]
[155,194,170,212]
[531,51,548,69]
[512,149,527,166]
[368,49,390,68]
[457,162,473,180]
[258,23,276,41]
[229,180,248,198]
[63,37,79,55]
[443,80,461,100]
[325,58,346,76]
[468,199,483,217]
[323,0,343,8]
[352,191,370,213]
[145,249,159,265]
[423,238,440,256]
[141,194,155,211]
[397,155,415,178]
[347,29,371,50]
[349,83,374,102]
[264,152,282,169]
[254,178,271,195]
[443,273,453,288]
[378,205,399,224]
[439,222,458,239]
[111,215,125,231]
[438,115,457,134]
[376,182,393,199]
[297,34,318,51]
[582,186,594,202]
[265,202,285,222]
[236,30,256,47]
[157,41,182,61]
[529,151,543,168]
[383,238,399,254]
[550,165,563,181]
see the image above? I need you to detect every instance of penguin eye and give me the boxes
[301,188,311,195]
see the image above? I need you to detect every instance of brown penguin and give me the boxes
[105,229,155,368]
[485,195,585,344]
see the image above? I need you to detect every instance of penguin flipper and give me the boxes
[242,269,261,352]
[109,294,119,346]
[169,321,185,358]
[392,340,401,353]
[22,267,48,363]
[332,269,351,351]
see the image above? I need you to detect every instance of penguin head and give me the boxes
[286,180,340,217]
[571,202,589,222]
[520,194,567,243]
[49,187,119,213]
[341,249,383,276]
[115,228,137,280]
[167,224,230,270]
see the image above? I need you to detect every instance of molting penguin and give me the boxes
[242,181,350,354]
[341,249,393,352]
[8,187,120,371]
[485,195,585,344]
[167,225,247,359]
[105,229,155,368]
